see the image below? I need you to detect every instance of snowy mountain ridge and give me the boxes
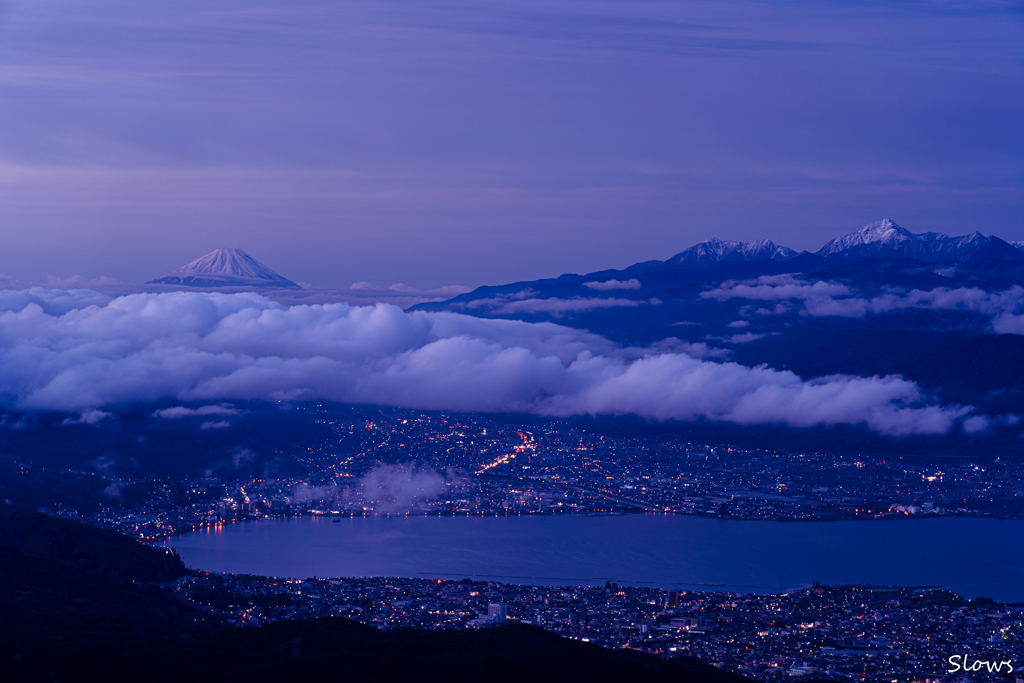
[662,238,798,268]
[645,219,1024,270]
[814,219,1020,265]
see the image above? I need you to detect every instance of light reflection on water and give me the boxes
[167,514,1024,601]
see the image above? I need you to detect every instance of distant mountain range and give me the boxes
[620,219,1024,272]
[140,223,1024,414]
[657,238,797,269]
[148,248,302,289]
[147,221,1024,294]
[413,219,1024,415]
[418,219,1024,311]
[814,219,1024,265]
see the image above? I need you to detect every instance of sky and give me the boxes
[1,0,1023,290]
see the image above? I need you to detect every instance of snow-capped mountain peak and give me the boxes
[817,219,916,256]
[663,237,796,268]
[816,220,1023,265]
[741,238,799,261]
[178,248,284,280]
[147,248,302,289]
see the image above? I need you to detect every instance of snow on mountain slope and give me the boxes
[662,238,797,268]
[818,219,926,255]
[147,248,302,289]
[817,219,1024,265]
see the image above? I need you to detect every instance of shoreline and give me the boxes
[147,505,1015,544]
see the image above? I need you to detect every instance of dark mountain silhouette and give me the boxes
[1,510,750,683]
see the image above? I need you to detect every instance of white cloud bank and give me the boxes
[0,289,981,436]
[703,275,1024,325]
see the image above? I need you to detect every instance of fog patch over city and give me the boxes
[291,463,446,514]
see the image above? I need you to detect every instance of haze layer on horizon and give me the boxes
[1,0,1022,289]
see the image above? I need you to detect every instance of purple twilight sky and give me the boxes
[0,0,1022,290]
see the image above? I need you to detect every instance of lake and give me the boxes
[165,513,1024,601]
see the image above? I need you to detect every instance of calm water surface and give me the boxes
[166,514,1024,601]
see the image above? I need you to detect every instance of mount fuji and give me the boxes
[147,248,302,289]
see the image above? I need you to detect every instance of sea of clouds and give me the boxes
[0,288,989,436]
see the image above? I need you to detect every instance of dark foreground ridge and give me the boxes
[0,511,747,683]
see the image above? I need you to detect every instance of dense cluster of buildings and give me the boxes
[48,404,1024,540]
[170,573,1023,682]
[28,403,1024,680]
